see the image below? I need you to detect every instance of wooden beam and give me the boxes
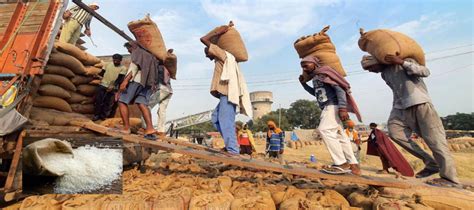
[3,131,24,192]
[71,121,411,189]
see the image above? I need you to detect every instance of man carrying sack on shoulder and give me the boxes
[200,23,252,156]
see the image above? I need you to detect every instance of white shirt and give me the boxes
[126,62,141,83]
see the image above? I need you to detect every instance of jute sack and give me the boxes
[271,186,306,205]
[122,143,152,166]
[231,191,276,210]
[67,91,94,104]
[164,49,177,79]
[55,42,101,66]
[38,84,71,99]
[33,96,72,112]
[89,79,101,85]
[128,14,167,61]
[22,138,74,176]
[100,118,143,130]
[307,189,350,208]
[206,22,248,62]
[48,52,86,75]
[152,187,193,210]
[279,197,323,210]
[347,191,374,209]
[76,84,97,97]
[30,107,90,126]
[44,64,75,78]
[358,29,425,65]
[294,26,346,77]
[372,197,434,210]
[189,192,234,210]
[71,74,94,85]
[84,66,102,76]
[70,104,95,114]
[20,195,74,210]
[41,74,76,91]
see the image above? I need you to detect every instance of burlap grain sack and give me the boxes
[71,74,94,85]
[294,25,346,78]
[84,66,102,76]
[272,186,306,205]
[55,41,101,66]
[44,64,75,78]
[372,197,433,210]
[67,91,94,104]
[189,192,234,210]
[348,191,374,209]
[128,14,167,61]
[279,197,323,210]
[358,29,425,65]
[100,118,142,130]
[61,195,104,210]
[33,96,72,112]
[76,84,97,97]
[48,52,86,75]
[231,191,275,210]
[41,74,76,91]
[30,107,90,126]
[20,195,74,210]
[122,143,152,166]
[307,189,350,208]
[101,199,151,210]
[153,187,193,210]
[89,79,101,85]
[70,104,95,114]
[206,22,248,62]
[22,138,74,176]
[38,84,71,99]
[289,141,296,149]
[164,49,177,79]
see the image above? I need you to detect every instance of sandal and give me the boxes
[426,178,461,188]
[109,128,131,135]
[321,166,351,175]
[144,134,157,140]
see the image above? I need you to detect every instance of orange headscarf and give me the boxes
[346,120,355,128]
[267,120,282,137]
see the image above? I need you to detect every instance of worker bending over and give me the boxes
[60,2,99,44]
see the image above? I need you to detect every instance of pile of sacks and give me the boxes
[287,140,322,149]
[31,41,103,125]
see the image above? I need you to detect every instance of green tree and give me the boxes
[179,121,217,134]
[442,112,474,130]
[286,99,321,129]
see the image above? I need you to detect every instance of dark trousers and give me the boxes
[268,151,279,158]
[240,145,253,155]
[94,86,114,119]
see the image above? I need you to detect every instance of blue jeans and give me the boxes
[212,95,239,154]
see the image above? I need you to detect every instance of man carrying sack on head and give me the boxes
[200,23,252,156]
[361,54,459,187]
[60,2,99,44]
[299,56,362,176]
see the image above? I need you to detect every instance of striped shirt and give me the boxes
[266,131,285,152]
[68,6,92,30]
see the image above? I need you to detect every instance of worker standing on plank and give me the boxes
[93,54,127,121]
[344,120,362,162]
[200,24,252,155]
[361,54,459,187]
[299,56,362,176]
[266,121,284,158]
[116,41,158,140]
[147,49,174,140]
[60,2,99,44]
[367,123,414,176]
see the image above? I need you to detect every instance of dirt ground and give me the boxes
[252,137,474,182]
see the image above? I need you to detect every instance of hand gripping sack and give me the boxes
[128,14,167,61]
[206,22,249,62]
[358,28,425,65]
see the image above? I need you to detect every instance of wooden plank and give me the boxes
[3,131,24,191]
[72,121,411,189]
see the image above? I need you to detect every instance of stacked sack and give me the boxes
[204,21,248,62]
[358,28,425,65]
[294,25,346,82]
[128,14,178,79]
[31,41,102,125]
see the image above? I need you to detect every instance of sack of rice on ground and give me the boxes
[30,107,90,126]
[358,28,425,65]
[38,84,71,99]
[71,75,95,85]
[22,138,73,176]
[48,52,86,75]
[67,91,94,104]
[76,84,97,97]
[44,64,75,78]
[70,104,95,114]
[231,191,275,210]
[55,42,101,66]
[189,192,234,210]
[41,74,76,91]
[33,96,72,112]
[128,14,167,61]
[206,21,248,62]
[294,25,346,79]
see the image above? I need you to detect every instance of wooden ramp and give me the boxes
[71,121,411,189]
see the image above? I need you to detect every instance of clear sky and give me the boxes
[78,0,473,124]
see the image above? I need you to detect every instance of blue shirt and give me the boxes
[266,131,285,151]
[301,76,347,109]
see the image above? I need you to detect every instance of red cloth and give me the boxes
[301,56,362,122]
[367,129,414,177]
[238,133,250,146]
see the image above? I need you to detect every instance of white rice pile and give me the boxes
[41,145,122,194]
